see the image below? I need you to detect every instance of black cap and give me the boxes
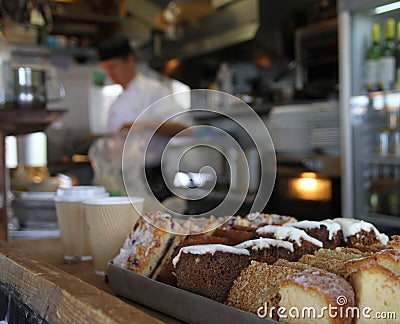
[97,36,133,61]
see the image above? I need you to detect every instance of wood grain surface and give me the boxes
[0,239,174,323]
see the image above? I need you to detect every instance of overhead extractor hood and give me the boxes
[150,0,288,66]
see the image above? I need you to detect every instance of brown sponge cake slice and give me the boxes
[173,244,250,303]
[274,259,312,271]
[225,262,299,320]
[298,254,345,276]
[314,247,370,262]
[156,234,230,286]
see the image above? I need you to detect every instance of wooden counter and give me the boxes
[0,238,182,323]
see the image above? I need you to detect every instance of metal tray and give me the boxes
[108,263,278,324]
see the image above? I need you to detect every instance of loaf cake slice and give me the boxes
[283,220,342,249]
[279,268,355,324]
[112,212,185,279]
[256,225,323,260]
[344,249,400,278]
[235,238,295,263]
[173,244,250,303]
[347,263,400,324]
[225,262,299,320]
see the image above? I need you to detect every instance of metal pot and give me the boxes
[13,64,65,109]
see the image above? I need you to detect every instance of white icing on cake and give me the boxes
[256,225,323,247]
[172,244,249,267]
[283,219,341,240]
[333,218,389,245]
[235,238,294,252]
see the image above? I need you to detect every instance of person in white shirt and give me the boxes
[96,36,189,203]
[97,36,171,133]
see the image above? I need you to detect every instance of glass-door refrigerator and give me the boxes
[339,0,400,234]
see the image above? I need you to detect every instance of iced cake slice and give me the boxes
[236,238,295,263]
[333,218,389,247]
[156,234,230,286]
[256,225,323,260]
[283,220,342,249]
[173,244,250,303]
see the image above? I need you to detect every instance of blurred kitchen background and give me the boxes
[1,0,344,239]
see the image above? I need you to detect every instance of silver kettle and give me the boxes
[13,64,65,109]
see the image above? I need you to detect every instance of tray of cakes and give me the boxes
[108,212,400,323]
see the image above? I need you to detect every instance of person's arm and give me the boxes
[119,120,190,137]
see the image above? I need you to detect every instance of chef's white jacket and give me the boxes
[107,73,171,133]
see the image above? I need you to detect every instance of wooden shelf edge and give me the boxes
[0,242,162,324]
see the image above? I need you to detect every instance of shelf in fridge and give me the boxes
[362,154,400,165]
[351,90,400,112]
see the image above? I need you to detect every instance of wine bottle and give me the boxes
[365,23,381,92]
[379,18,396,91]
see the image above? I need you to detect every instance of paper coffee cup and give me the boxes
[54,186,109,263]
[83,196,144,275]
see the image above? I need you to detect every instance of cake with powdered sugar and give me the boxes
[283,219,343,249]
[173,244,250,303]
[346,262,400,323]
[235,237,295,263]
[279,268,355,324]
[256,225,323,260]
[333,218,389,247]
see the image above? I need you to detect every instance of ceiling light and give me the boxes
[373,1,400,14]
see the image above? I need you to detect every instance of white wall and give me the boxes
[47,61,96,140]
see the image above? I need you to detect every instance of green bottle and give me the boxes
[379,18,396,91]
[365,23,381,92]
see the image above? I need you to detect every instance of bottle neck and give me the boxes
[384,19,395,42]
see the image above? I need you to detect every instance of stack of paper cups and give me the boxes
[83,196,144,276]
[54,186,109,263]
